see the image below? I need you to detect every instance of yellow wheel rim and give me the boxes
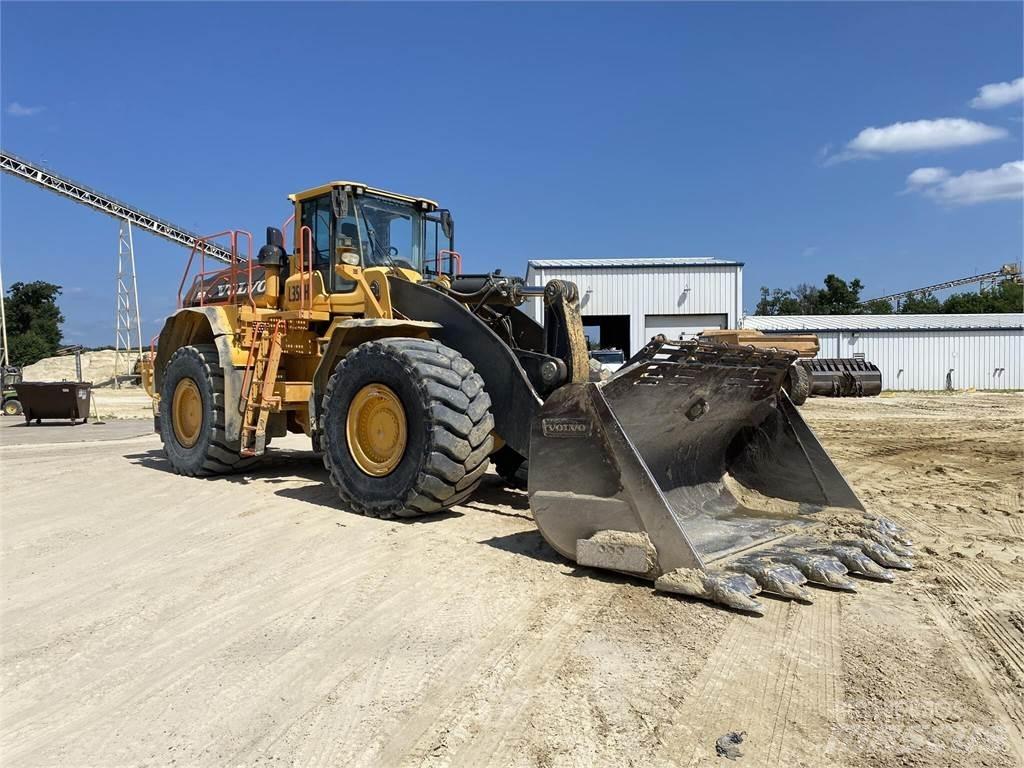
[346,383,407,476]
[171,378,203,448]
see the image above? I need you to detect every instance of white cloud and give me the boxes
[905,167,951,187]
[847,118,1006,153]
[970,77,1024,109]
[905,160,1024,205]
[6,101,45,117]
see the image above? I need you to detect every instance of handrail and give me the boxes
[176,229,254,308]
[298,225,314,311]
[432,249,463,276]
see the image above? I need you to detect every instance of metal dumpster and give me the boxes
[14,382,92,425]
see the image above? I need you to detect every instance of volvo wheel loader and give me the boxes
[150,180,912,614]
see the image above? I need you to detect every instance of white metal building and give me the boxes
[526,258,744,357]
[743,313,1023,391]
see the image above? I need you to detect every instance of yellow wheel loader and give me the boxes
[151,180,912,613]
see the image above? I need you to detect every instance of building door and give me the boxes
[644,313,728,341]
[581,315,631,357]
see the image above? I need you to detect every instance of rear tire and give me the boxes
[3,399,21,416]
[320,338,494,518]
[159,344,260,476]
[785,363,811,406]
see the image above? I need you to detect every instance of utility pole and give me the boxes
[0,256,9,367]
[113,220,142,388]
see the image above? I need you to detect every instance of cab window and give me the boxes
[299,195,331,268]
[357,195,421,271]
[300,193,358,293]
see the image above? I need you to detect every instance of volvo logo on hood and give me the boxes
[183,265,268,307]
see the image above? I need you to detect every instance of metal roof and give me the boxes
[527,257,743,269]
[742,313,1024,332]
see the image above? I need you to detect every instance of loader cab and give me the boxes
[288,182,454,293]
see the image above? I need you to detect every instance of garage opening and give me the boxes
[582,314,631,358]
[644,313,728,342]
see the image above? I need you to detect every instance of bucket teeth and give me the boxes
[655,569,764,615]
[772,553,856,591]
[868,516,913,547]
[731,561,812,602]
[835,539,913,570]
[826,545,895,581]
[858,527,915,558]
[704,572,765,614]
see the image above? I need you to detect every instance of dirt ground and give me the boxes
[1,392,1021,768]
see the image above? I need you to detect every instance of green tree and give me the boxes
[755,287,801,315]
[936,280,1021,313]
[940,290,988,314]
[977,279,1022,312]
[899,292,942,313]
[5,281,64,366]
[861,298,894,314]
[817,274,864,314]
[756,274,876,316]
[791,283,821,314]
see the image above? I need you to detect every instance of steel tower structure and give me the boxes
[113,221,143,387]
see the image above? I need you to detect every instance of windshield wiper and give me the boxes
[361,214,399,272]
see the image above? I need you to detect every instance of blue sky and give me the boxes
[2,2,1022,346]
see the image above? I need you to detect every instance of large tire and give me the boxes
[321,338,494,518]
[785,363,811,406]
[159,344,259,476]
[3,398,21,416]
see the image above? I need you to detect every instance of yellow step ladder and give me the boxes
[239,321,284,457]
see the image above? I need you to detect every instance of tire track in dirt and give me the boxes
[923,596,1024,761]
[272,565,569,766]
[928,559,1024,747]
[1,492,387,701]
[654,592,845,768]
[2,547,427,761]
[933,563,1024,674]
[221,571,549,766]
[445,588,615,766]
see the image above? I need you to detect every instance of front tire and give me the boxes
[159,344,259,476]
[3,399,21,416]
[321,338,494,518]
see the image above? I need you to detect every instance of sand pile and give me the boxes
[23,350,142,387]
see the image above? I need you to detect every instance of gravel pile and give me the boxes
[23,350,142,386]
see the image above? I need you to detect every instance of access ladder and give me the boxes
[239,321,284,457]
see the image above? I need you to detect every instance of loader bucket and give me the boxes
[528,339,912,613]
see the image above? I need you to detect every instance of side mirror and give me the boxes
[332,188,349,219]
[440,209,454,241]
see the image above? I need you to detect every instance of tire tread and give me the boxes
[321,338,494,518]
